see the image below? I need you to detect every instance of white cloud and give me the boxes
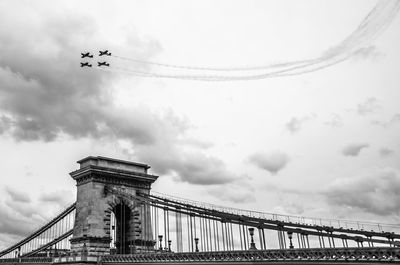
[248,151,289,175]
[379,147,395,157]
[373,113,400,128]
[207,180,256,203]
[4,186,31,203]
[39,190,74,206]
[342,143,369,156]
[323,168,400,216]
[324,114,343,128]
[285,114,315,134]
[128,145,238,185]
[272,203,305,215]
[356,97,380,116]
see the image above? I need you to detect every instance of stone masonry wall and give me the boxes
[72,181,155,255]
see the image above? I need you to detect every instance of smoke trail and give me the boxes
[106,0,400,81]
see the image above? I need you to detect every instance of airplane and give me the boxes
[80,62,92,67]
[99,50,111,56]
[98,62,110,67]
[81,52,93,58]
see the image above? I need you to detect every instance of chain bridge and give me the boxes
[1,156,399,265]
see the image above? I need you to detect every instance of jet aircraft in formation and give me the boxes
[81,52,94,58]
[99,50,112,56]
[80,62,92,67]
[80,51,111,68]
[98,62,110,67]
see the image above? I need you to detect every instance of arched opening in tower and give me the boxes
[110,202,132,254]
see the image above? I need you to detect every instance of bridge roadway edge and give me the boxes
[0,263,50,265]
[102,261,399,265]
[1,261,399,265]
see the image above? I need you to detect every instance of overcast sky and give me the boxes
[1,0,400,250]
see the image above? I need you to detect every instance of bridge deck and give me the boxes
[101,247,400,264]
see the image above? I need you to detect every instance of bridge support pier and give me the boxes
[68,156,158,257]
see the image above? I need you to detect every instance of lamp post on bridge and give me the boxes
[16,247,20,258]
[287,231,294,249]
[158,235,163,251]
[129,243,134,254]
[194,238,199,252]
[248,228,257,250]
[168,240,172,252]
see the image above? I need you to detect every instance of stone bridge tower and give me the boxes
[69,156,158,256]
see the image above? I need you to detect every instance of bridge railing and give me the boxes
[152,191,400,234]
